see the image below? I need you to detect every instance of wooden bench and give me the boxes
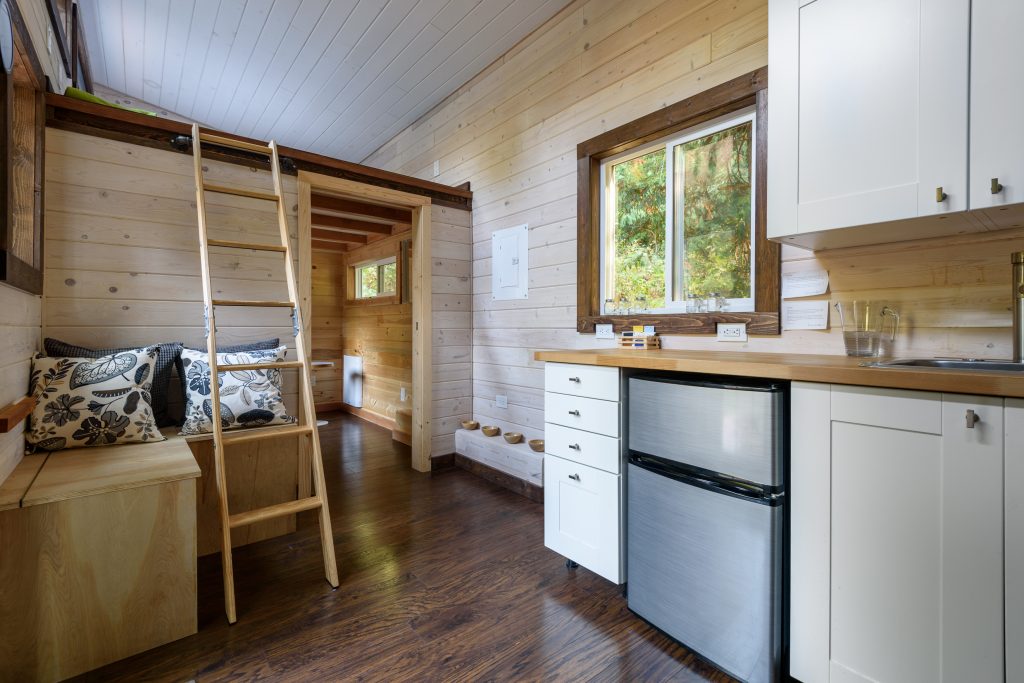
[0,438,200,682]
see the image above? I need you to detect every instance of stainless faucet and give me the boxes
[1014,251,1024,363]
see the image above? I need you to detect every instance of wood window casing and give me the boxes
[0,0,45,294]
[577,67,779,335]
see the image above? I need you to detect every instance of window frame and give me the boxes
[577,67,779,335]
[599,108,757,315]
[354,255,398,300]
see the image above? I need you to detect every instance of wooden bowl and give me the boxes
[461,420,480,430]
[503,432,524,444]
[481,425,501,437]
[528,439,545,452]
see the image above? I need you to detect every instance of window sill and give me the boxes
[577,312,780,336]
[346,294,401,307]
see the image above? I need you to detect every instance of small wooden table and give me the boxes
[0,439,200,682]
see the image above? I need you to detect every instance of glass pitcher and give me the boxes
[833,301,900,357]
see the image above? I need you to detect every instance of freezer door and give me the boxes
[628,377,783,486]
[627,463,783,683]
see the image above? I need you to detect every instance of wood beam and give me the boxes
[311,213,393,235]
[311,194,412,223]
[311,228,367,244]
[311,239,350,253]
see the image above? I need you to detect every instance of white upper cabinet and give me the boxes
[769,0,982,249]
[970,0,1024,224]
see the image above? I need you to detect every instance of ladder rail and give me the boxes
[269,141,340,589]
[190,123,238,624]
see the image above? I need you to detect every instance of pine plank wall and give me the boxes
[0,1,72,481]
[365,0,1024,445]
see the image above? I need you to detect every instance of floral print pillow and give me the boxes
[26,347,165,452]
[179,346,295,436]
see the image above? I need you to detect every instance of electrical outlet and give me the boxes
[433,160,441,177]
[716,322,747,342]
[595,324,614,339]
[400,387,407,402]
[495,394,508,409]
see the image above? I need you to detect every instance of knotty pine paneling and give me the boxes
[311,249,345,409]
[366,0,1022,448]
[43,130,302,418]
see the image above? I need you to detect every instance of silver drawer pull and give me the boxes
[568,473,581,481]
[568,376,581,383]
[568,409,580,416]
[568,443,581,451]
[966,409,980,429]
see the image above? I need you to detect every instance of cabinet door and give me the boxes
[543,454,622,583]
[829,393,1003,683]
[1007,399,1024,683]
[970,0,1024,221]
[775,0,968,237]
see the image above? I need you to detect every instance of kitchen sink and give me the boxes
[864,358,1024,372]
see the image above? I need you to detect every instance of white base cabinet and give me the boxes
[1007,399,1024,683]
[542,363,624,584]
[791,383,1005,683]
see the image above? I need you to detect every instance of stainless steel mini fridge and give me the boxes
[627,375,786,683]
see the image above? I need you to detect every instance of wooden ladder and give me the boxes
[189,124,339,623]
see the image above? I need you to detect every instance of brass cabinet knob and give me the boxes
[936,187,948,202]
[992,178,1004,194]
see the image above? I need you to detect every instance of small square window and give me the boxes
[354,257,397,299]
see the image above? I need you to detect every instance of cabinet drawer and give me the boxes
[544,392,619,438]
[544,422,620,474]
[544,454,622,584]
[831,385,941,434]
[545,363,619,401]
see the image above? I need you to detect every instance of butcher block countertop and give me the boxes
[533,348,1024,399]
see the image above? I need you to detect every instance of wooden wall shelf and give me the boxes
[0,397,35,433]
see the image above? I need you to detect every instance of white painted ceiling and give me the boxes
[78,0,570,162]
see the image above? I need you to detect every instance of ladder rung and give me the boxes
[229,496,322,529]
[219,424,313,446]
[207,238,287,253]
[198,132,273,155]
[203,183,279,202]
[213,361,304,372]
[212,298,294,307]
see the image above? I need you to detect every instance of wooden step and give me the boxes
[203,183,279,202]
[213,361,304,372]
[212,298,294,308]
[229,496,322,529]
[207,238,287,253]
[198,132,272,155]
[218,424,313,446]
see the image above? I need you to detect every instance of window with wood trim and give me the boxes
[354,256,398,299]
[0,0,45,294]
[578,67,779,335]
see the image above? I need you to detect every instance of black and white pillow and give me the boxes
[44,338,183,428]
[174,338,280,419]
[26,347,165,452]
[179,346,294,436]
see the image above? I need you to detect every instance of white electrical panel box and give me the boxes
[491,224,529,300]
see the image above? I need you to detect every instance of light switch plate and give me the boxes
[717,322,747,342]
[595,324,614,339]
[495,394,508,408]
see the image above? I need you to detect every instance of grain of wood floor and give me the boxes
[74,412,736,682]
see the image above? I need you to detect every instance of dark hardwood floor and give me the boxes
[76,412,735,682]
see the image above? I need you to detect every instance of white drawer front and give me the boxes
[831,385,941,435]
[544,454,622,584]
[545,362,619,401]
[544,392,619,438]
[544,422,620,474]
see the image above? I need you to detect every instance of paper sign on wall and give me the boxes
[782,269,830,299]
[492,224,529,300]
[782,300,830,330]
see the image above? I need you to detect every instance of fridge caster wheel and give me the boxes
[565,559,579,569]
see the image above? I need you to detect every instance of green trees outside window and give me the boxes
[603,112,755,313]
